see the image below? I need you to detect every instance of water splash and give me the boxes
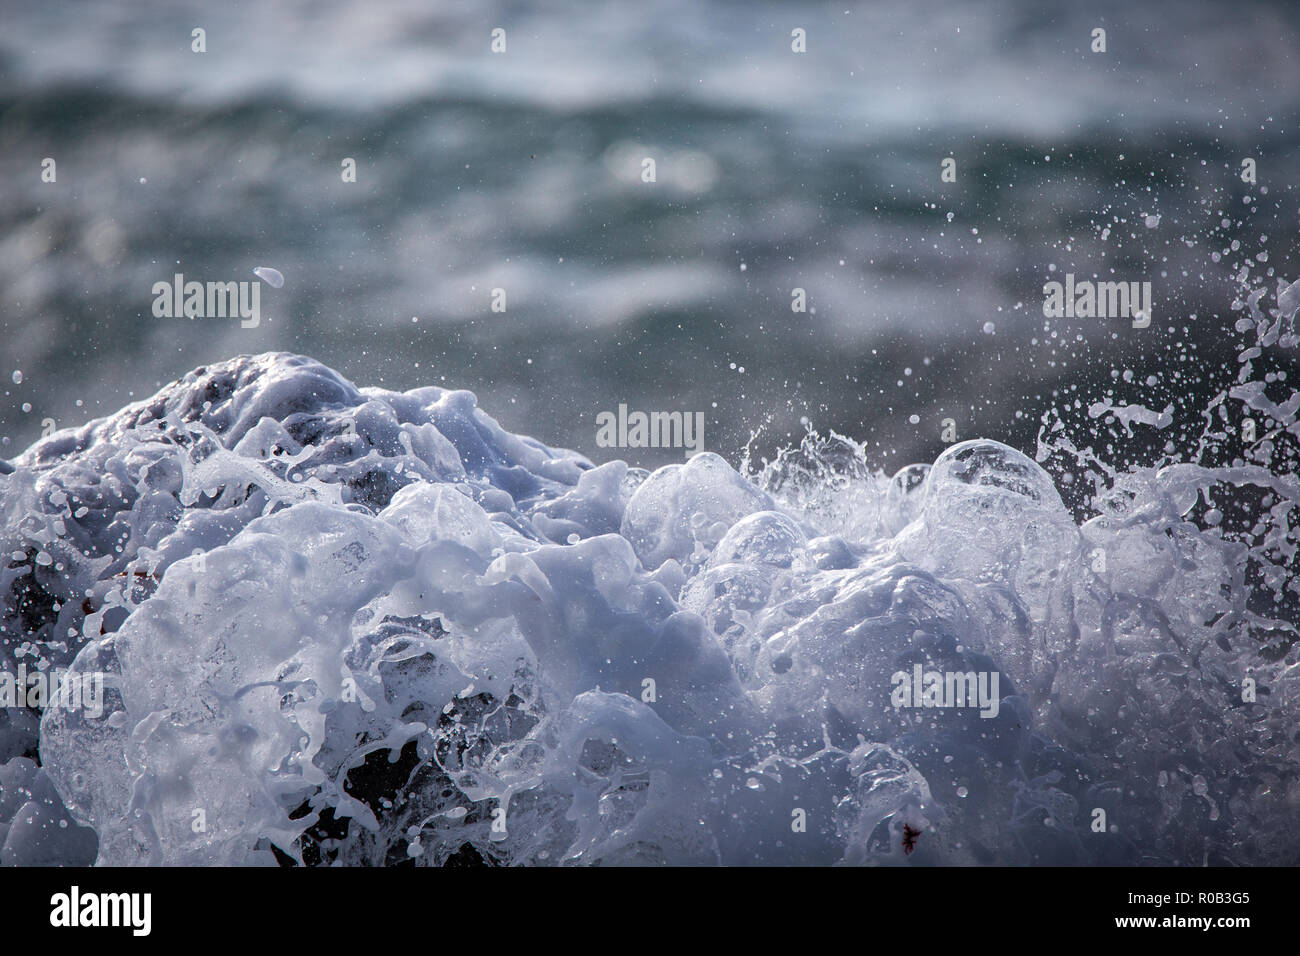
[0,307,1295,865]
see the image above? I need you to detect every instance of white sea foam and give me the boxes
[0,331,1295,865]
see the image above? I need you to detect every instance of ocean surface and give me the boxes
[3,0,1300,470]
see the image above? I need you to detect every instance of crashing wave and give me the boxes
[0,349,1296,866]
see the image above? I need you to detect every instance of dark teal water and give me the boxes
[2,0,1299,470]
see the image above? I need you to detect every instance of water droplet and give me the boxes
[11,370,22,384]
[253,266,284,288]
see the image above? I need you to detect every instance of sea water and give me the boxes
[0,269,1295,864]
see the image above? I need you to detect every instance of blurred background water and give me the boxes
[2,0,1299,472]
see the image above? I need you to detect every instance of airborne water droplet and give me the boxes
[253,267,285,288]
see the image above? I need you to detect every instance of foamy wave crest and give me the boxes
[1,349,1296,865]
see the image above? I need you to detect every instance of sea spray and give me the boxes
[0,310,1294,865]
